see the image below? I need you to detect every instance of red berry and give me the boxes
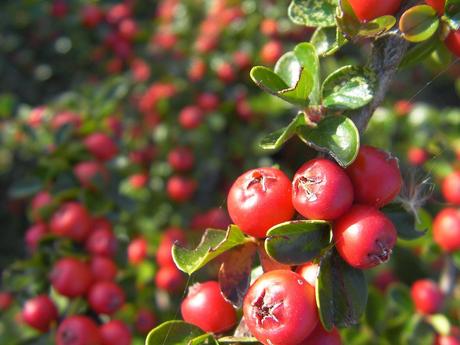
[155,265,185,293]
[191,208,231,231]
[118,18,138,41]
[106,3,131,24]
[333,205,397,269]
[244,270,318,345]
[445,29,460,57]
[346,145,402,208]
[181,281,236,333]
[50,202,92,242]
[56,316,101,345]
[216,62,235,83]
[197,92,219,112]
[178,106,203,129]
[90,256,118,282]
[88,282,125,315]
[436,335,460,345]
[25,223,48,252]
[394,100,413,116]
[51,0,68,18]
[157,227,186,267]
[442,172,460,205]
[84,133,118,161]
[433,208,460,252]
[260,40,283,65]
[50,258,92,297]
[407,147,428,166]
[22,295,58,332]
[348,0,402,22]
[135,309,156,335]
[166,176,197,202]
[298,323,342,345]
[127,237,148,264]
[188,59,206,81]
[373,270,398,292]
[261,19,278,37]
[296,262,319,287]
[168,147,194,172]
[426,0,445,15]
[51,111,82,130]
[129,173,149,189]
[100,320,132,345]
[81,5,104,28]
[85,220,117,257]
[292,158,353,220]
[0,292,13,311]
[31,191,52,221]
[233,51,252,70]
[411,279,444,315]
[227,167,294,238]
[73,161,109,189]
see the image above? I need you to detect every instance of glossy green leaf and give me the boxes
[446,0,460,30]
[293,42,321,103]
[311,27,347,57]
[250,66,290,94]
[382,203,428,240]
[358,16,397,37]
[297,115,360,167]
[399,35,439,69]
[145,321,205,345]
[321,66,376,110]
[401,314,435,345]
[316,249,368,331]
[264,220,331,265]
[400,5,439,42]
[8,177,43,198]
[260,113,306,150]
[172,225,246,275]
[288,0,338,28]
[336,0,362,38]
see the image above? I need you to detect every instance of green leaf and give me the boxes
[311,27,347,57]
[365,287,386,331]
[321,66,376,110]
[400,5,440,42]
[401,314,435,345]
[427,314,451,336]
[218,243,257,307]
[292,42,321,104]
[385,284,414,328]
[145,321,205,345]
[218,337,259,343]
[399,35,439,69]
[297,115,360,167]
[288,0,338,28]
[381,204,428,240]
[8,178,43,199]
[316,249,368,331]
[446,0,460,30]
[264,220,331,265]
[172,225,246,275]
[260,113,306,150]
[336,0,362,38]
[250,66,290,94]
[358,16,397,37]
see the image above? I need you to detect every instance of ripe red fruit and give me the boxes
[442,171,460,205]
[50,258,92,297]
[25,223,48,252]
[233,51,252,70]
[197,92,220,111]
[81,5,104,28]
[90,256,118,282]
[407,147,428,166]
[88,282,125,315]
[296,262,319,287]
[22,295,58,332]
[261,19,279,37]
[260,41,283,65]
[178,106,203,129]
[51,111,82,130]
[155,265,185,293]
[0,292,13,310]
[216,62,235,83]
[244,270,318,345]
[51,0,68,18]
[411,279,444,315]
[129,173,149,189]
[445,29,460,57]
[433,208,460,252]
[394,100,414,116]
[292,159,353,221]
[426,0,445,15]
[50,202,92,242]
[100,320,132,345]
[127,237,148,264]
[166,176,197,202]
[31,191,52,220]
[333,205,397,269]
[168,147,194,172]
[73,161,109,189]
[118,18,138,41]
[106,3,131,24]
[348,0,402,22]
[56,316,101,345]
[84,133,118,161]
[157,227,186,267]
[227,167,294,238]
[436,335,460,345]
[299,324,342,345]
[135,309,156,335]
[346,145,402,208]
[85,220,117,257]
[191,208,231,231]
[188,58,206,81]
[181,281,236,333]
[373,270,398,292]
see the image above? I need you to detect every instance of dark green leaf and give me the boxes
[358,16,396,37]
[399,5,439,43]
[172,225,246,275]
[297,115,360,167]
[260,113,306,150]
[145,321,205,345]
[311,27,347,57]
[382,203,428,240]
[446,0,460,30]
[250,66,289,94]
[401,314,435,345]
[288,0,338,28]
[385,284,414,328]
[54,123,75,145]
[321,66,376,110]
[264,220,331,265]
[399,35,439,69]
[316,249,368,330]
[8,178,43,198]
